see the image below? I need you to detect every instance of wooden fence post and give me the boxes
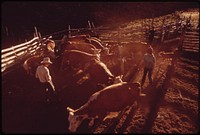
[38,32,41,39]
[151,17,154,28]
[88,20,91,30]
[68,25,71,37]
[34,26,38,37]
[120,57,125,75]
[91,22,97,36]
[117,28,121,45]
[33,33,36,38]
[91,22,95,30]
[12,46,18,61]
[161,17,166,43]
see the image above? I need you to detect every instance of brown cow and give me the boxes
[60,50,99,71]
[66,41,98,54]
[23,55,43,76]
[68,34,89,42]
[83,59,117,87]
[85,37,105,49]
[23,51,56,76]
[67,82,145,132]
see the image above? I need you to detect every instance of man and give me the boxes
[44,40,56,59]
[35,57,56,103]
[141,46,156,87]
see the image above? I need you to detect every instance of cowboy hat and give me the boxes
[41,57,52,64]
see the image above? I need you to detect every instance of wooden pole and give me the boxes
[34,26,38,37]
[68,25,71,37]
[88,20,91,30]
[38,32,41,39]
[92,22,97,36]
[161,17,166,43]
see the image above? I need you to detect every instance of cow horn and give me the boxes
[67,107,75,112]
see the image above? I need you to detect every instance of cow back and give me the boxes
[61,50,97,69]
[75,82,140,116]
[68,35,88,42]
[66,41,97,54]
[85,37,104,49]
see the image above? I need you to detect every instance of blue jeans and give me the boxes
[141,67,153,86]
[40,82,56,102]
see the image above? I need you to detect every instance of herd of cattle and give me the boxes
[22,34,150,132]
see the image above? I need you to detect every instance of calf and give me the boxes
[67,82,145,132]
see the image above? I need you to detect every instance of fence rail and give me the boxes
[2,12,196,74]
[1,37,42,73]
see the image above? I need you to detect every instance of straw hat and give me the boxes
[41,57,52,64]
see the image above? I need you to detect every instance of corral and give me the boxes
[2,9,199,133]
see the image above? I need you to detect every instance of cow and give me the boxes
[61,51,122,90]
[60,50,99,71]
[66,82,145,132]
[85,37,105,49]
[22,42,57,76]
[68,34,89,42]
[23,55,43,76]
[84,59,117,86]
[65,41,98,54]
[73,58,123,91]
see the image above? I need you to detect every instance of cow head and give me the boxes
[67,107,88,132]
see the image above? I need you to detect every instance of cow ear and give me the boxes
[67,107,75,112]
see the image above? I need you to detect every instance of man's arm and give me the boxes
[45,69,55,91]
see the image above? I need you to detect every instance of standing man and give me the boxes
[141,46,156,87]
[35,57,56,103]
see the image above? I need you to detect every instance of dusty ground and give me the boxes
[2,9,199,133]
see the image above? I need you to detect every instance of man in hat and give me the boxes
[141,46,156,87]
[35,57,56,103]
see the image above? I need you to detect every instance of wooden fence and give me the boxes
[1,36,43,73]
[1,14,194,74]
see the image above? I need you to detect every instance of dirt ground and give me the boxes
[2,38,198,134]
